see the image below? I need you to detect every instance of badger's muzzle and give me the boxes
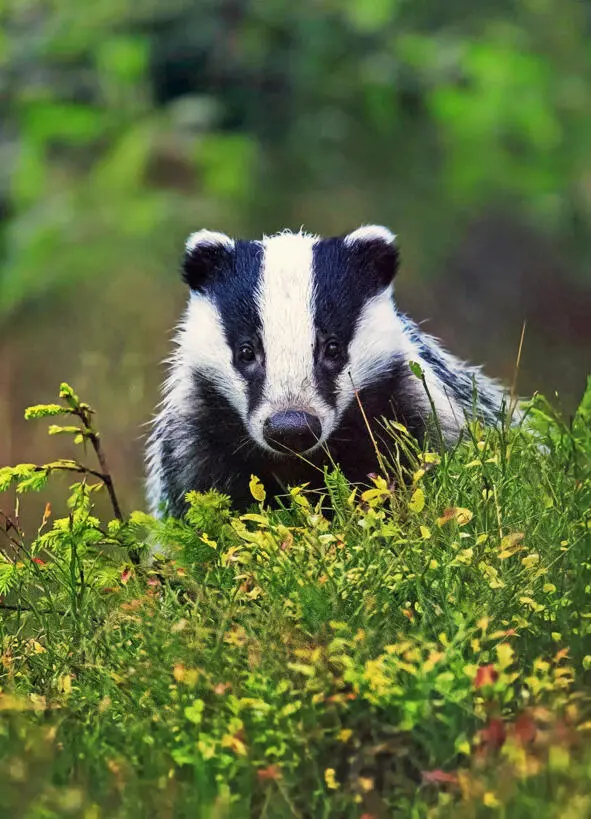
[263,410,322,455]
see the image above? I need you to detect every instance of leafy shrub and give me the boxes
[0,378,590,817]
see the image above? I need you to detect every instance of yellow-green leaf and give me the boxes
[409,487,425,514]
[249,475,266,502]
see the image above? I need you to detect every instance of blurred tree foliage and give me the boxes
[1,0,590,316]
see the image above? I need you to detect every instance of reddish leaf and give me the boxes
[513,713,537,745]
[257,764,282,781]
[553,719,577,747]
[479,718,506,750]
[422,768,459,786]
[474,664,498,689]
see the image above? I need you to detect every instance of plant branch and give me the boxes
[0,508,25,549]
[71,404,124,523]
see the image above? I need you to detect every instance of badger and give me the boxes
[146,225,515,518]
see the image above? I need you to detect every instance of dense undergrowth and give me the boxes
[0,378,590,818]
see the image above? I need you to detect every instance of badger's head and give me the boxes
[178,226,407,457]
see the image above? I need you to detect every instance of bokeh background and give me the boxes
[1,0,590,524]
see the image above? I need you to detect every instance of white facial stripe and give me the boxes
[179,293,248,420]
[257,232,318,407]
[244,231,337,450]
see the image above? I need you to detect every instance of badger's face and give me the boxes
[178,225,407,457]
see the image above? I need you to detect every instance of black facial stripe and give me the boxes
[312,238,385,406]
[206,239,266,413]
[313,330,340,408]
[206,240,262,337]
[241,334,266,414]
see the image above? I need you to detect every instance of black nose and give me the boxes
[263,410,322,454]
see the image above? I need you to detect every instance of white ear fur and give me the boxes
[182,230,236,292]
[344,224,397,247]
[185,229,235,253]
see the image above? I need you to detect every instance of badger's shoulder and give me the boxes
[395,312,511,424]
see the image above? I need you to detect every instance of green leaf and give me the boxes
[574,375,591,423]
[409,361,424,379]
[45,459,80,471]
[95,36,149,86]
[184,700,205,725]
[0,467,16,492]
[0,561,19,595]
[24,404,69,420]
[573,375,591,455]
[409,487,425,514]
[16,471,49,493]
[343,0,399,32]
[249,475,266,503]
[23,102,105,146]
[59,383,80,409]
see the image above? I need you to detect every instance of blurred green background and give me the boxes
[0,0,590,521]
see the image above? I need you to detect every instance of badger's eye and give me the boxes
[238,344,256,363]
[324,340,341,360]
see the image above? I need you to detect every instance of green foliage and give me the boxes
[24,405,71,421]
[58,382,81,410]
[0,379,590,816]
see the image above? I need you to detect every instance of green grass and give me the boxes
[0,380,590,818]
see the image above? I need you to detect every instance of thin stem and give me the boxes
[348,370,389,479]
[73,406,139,565]
[72,405,124,522]
[39,463,107,482]
[509,320,526,421]
[0,509,24,549]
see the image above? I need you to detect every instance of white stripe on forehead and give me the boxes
[257,231,319,406]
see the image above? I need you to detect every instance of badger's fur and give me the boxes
[146,226,514,517]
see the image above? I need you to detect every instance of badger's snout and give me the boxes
[262,410,322,455]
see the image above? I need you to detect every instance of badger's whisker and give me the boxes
[231,437,254,457]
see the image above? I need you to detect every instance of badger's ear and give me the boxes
[344,225,399,289]
[182,230,235,292]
